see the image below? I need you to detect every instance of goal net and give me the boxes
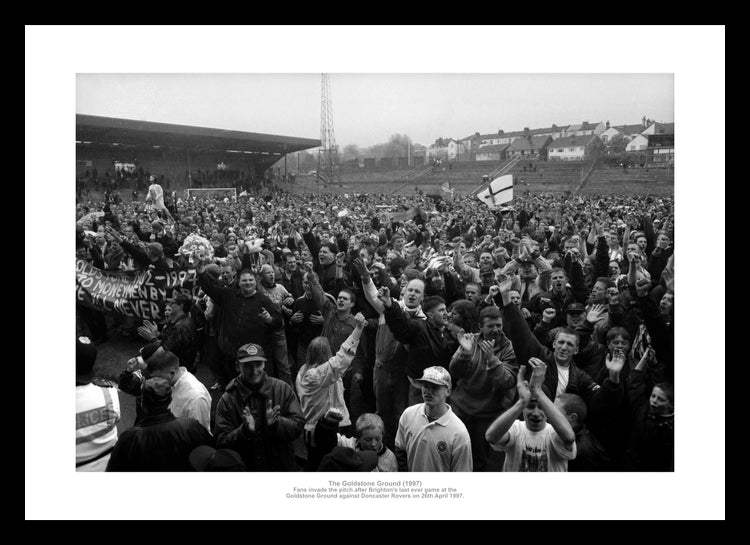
[185,188,237,200]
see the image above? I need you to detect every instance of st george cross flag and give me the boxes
[477,174,513,208]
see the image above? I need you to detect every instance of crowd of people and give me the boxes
[76,167,279,203]
[75,179,674,472]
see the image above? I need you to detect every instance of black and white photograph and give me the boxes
[26,25,724,521]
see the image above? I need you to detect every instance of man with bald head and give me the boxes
[356,258,427,450]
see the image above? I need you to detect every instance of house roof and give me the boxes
[549,134,598,148]
[476,143,510,153]
[650,122,675,135]
[529,125,567,135]
[465,123,569,142]
[627,134,649,145]
[507,135,552,151]
[613,123,646,136]
[580,121,602,131]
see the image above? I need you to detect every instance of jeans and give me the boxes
[373,360,409,451]
[204,335,231,387]
[451,405,499,472]
[270,328,292,386]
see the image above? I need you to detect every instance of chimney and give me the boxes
[606,120,610,129]
[642,115,647,127]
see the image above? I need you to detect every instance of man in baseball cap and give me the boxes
[212,342,305,471]
[231,343,268,387]
[394,366,472,472]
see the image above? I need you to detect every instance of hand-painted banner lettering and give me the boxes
[75,260,198,320]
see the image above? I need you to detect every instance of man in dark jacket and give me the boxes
[214,343,304,471]
[196,256,281,380]
[107,377,212,471]
[380,291,458,406]
[301,222,347,297]
[449,306,518,472]
[496,278,600,405]
[137,293,198,373]
[528,267,586,327]
[108,226,174,270]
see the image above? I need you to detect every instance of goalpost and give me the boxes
[185,188,237,200]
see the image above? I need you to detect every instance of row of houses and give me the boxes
[426,116,674,163]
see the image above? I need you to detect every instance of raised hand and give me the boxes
[635,277,651,298]
[509,274,522,293]
[258,308,273,324]
[637,347,657,370]
[528,357,547,393]
[324,407,345,423]
[377,286,393,308]
[627,256,638,285]
[605,349,626,375]
[498,276,513,294]
[353,312,367,329]
[265,399,280,426]
[586,303,606,324]
[106,226,122,243]
[541,308,556,323]
[516,366,532,406]
[242,405,256,433]
[478,338,495,360]
[488,284,500,299]
[458,332,475,354]
[606,287,620,306]
[495,246,509,259]
[335,252,346,268]
[353,258,369,278]
[126,356,145,373]
[137,320,159,341]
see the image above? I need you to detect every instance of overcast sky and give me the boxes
[76,73,673,149]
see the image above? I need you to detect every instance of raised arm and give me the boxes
[563,250,588,304]
[641,214,656,256]
[449,332,475,379]
[485,366,531,446]
[301,222,321,269]
[497,277,546,367]
[195,254,231,305]
[355,259,384,315]
[299,314,366,388]
[380,287,423,344]
[593,226,610,281]
[306,263,330,313]
[529,359,575,447]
